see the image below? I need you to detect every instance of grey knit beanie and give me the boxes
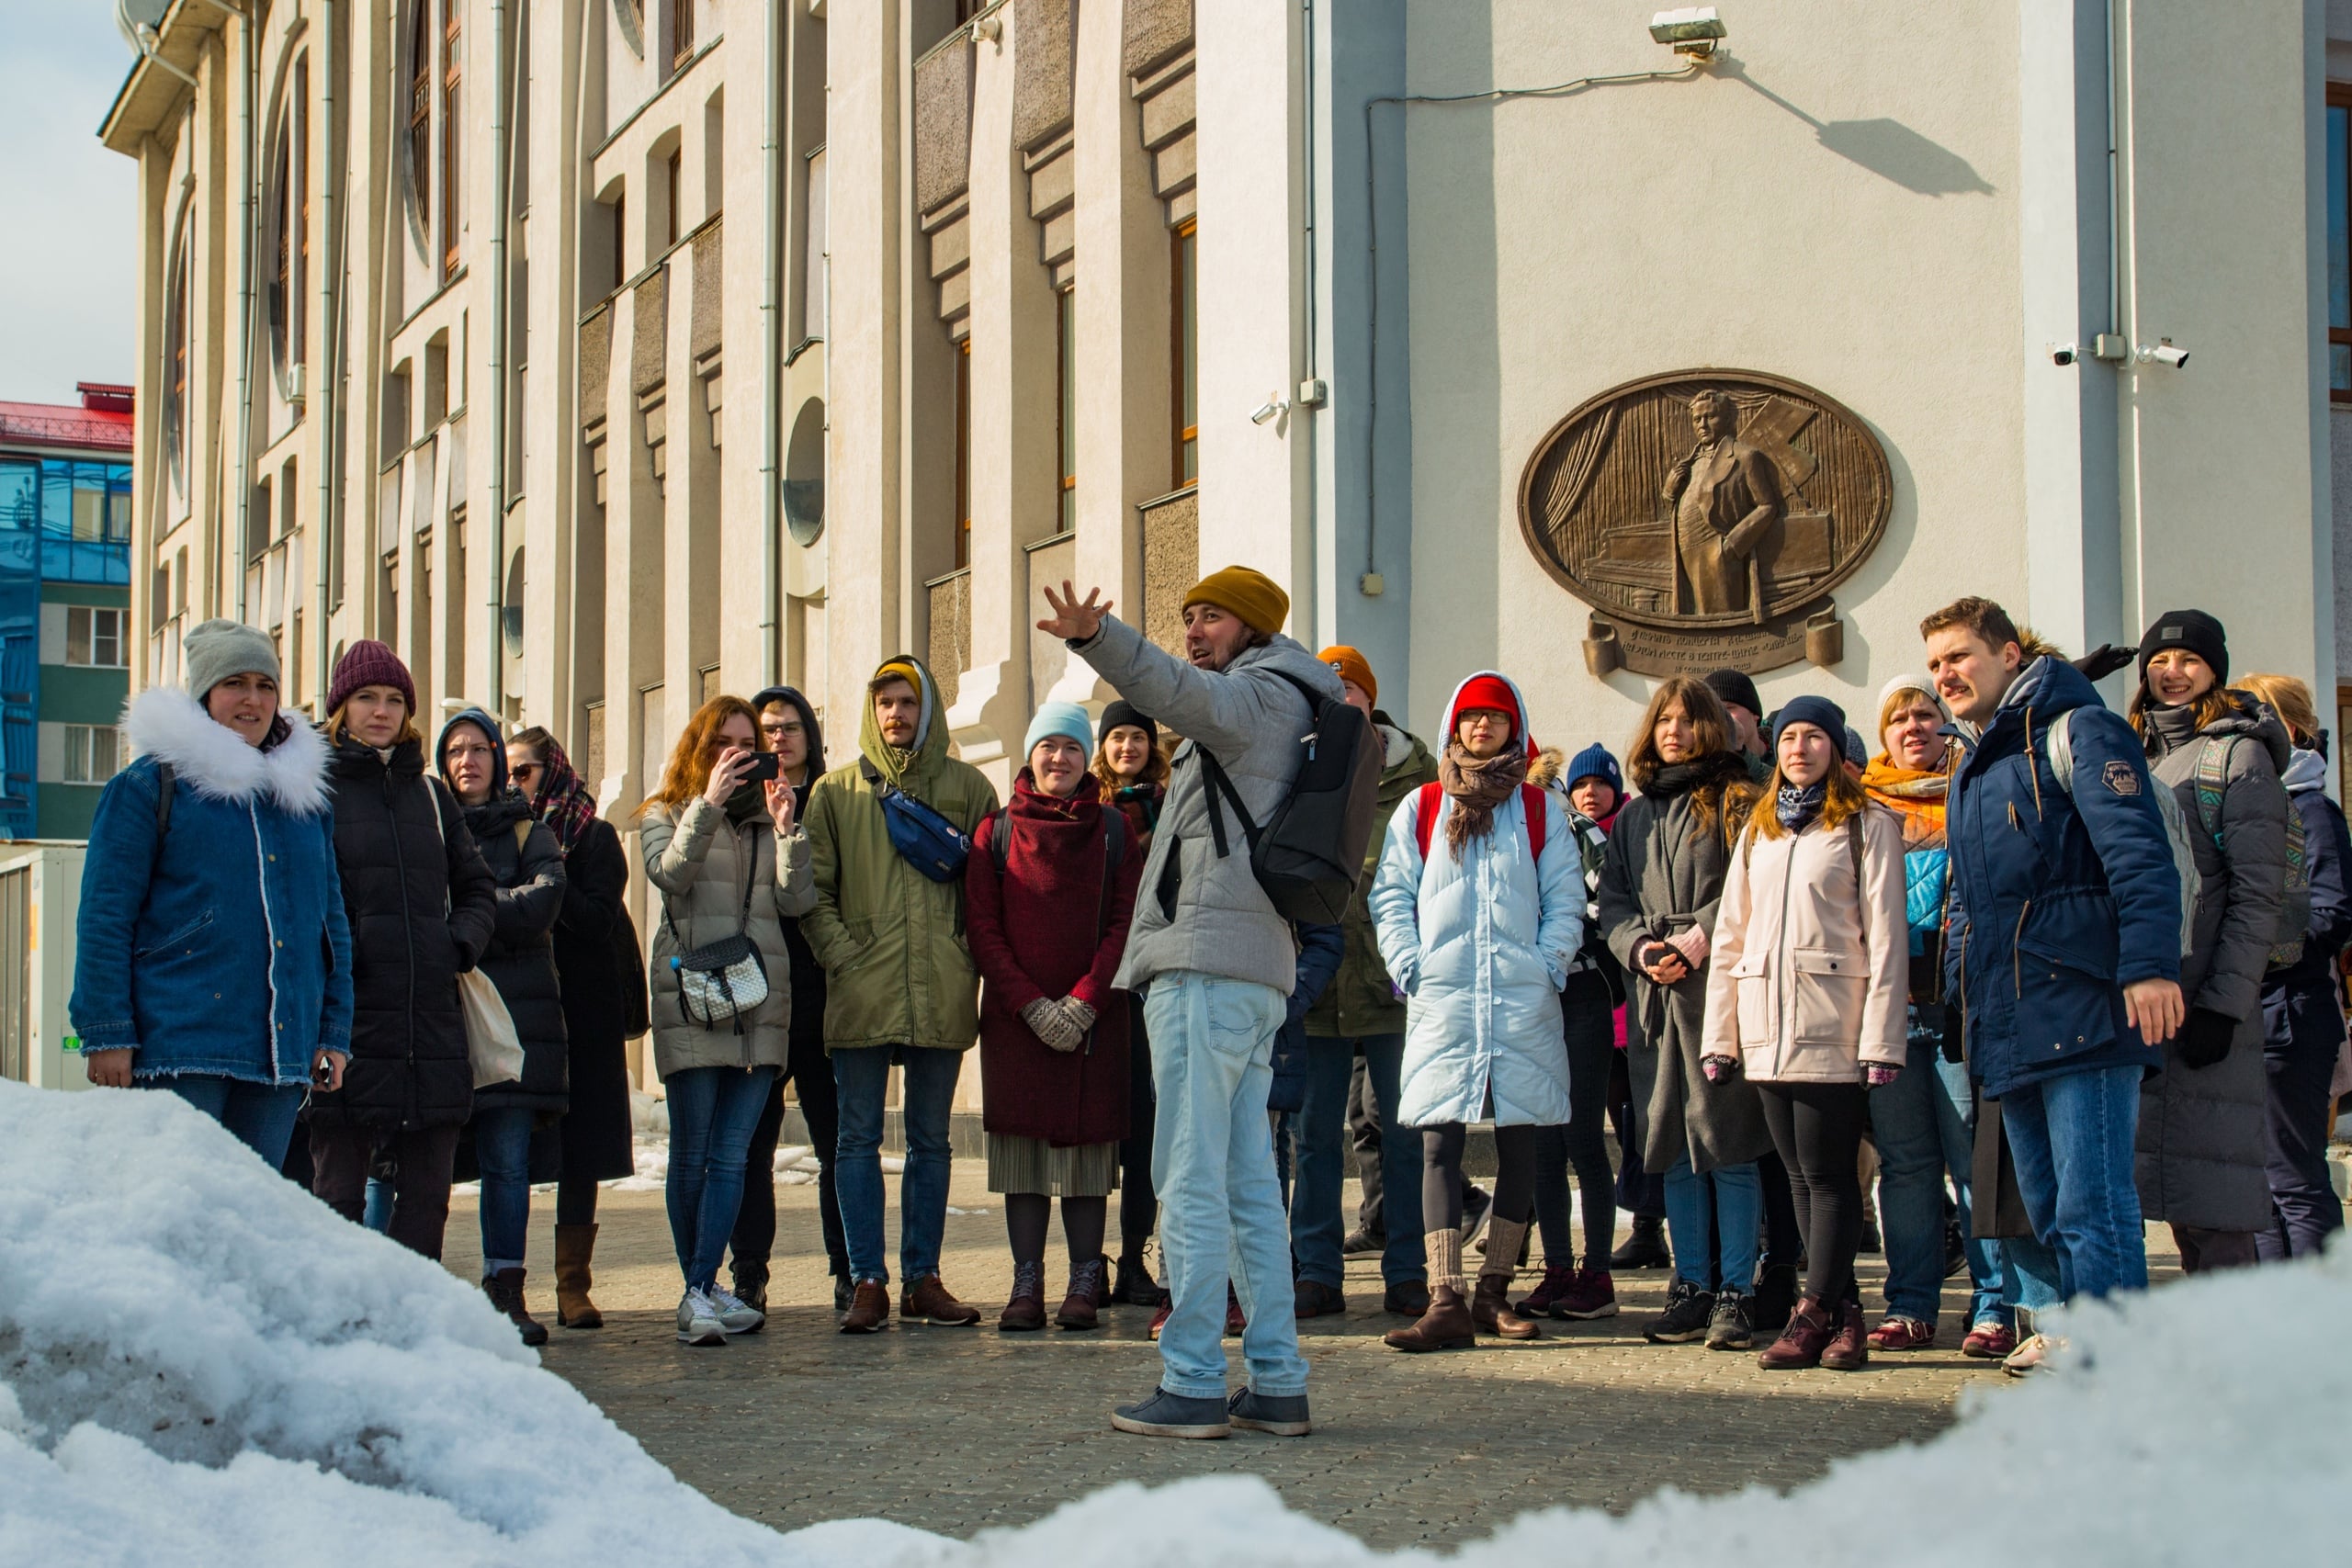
[183,618,280,702]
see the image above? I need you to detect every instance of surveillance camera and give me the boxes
[2050,343,2079,367]
[1250,399,1284,426]
[2138,342,2188,369]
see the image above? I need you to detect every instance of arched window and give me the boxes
[442,2,462,280]
[407,1,432,254]
[268,52,309,387]
[164,227,189,496]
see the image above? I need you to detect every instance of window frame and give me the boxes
[442,1,462,281]
[954,338,972,570]
[1056,284,1078,535]
[408,1,433,256]
[65,606,130,670]
[1172,219,1198,485]
[62,725,124,786]
[2329,85,2352,401]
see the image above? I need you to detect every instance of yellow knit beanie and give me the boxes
[1182,566,1289,637]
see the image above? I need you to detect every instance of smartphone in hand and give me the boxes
[739,752,783,784]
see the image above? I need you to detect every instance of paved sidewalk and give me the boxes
[443,1164,2129,1550]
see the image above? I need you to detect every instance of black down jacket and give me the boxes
[550,816,641,1182]
[308,736,498,1131]
[463,790,571,1117]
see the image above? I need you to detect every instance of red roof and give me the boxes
[0,390,134,456]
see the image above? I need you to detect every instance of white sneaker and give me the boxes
[705,1282,766,1336]
[676,1288,727,1347]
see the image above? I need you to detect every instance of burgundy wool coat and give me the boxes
[965,772,1141,1147]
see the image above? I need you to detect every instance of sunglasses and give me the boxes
[511,762,540,783]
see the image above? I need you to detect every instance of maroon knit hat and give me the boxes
[328,639,417,717]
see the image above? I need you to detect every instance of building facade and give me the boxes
[0,386,135,840]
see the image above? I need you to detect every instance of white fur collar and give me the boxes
[123,685,333,818]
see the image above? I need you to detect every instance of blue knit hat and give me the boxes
[1770,694,1849,750]
[1023,701,1095,760]
[1564,742,1622,795]
[1842,725,1869,768]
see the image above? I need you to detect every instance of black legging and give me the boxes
[1422,1122,1537,1234]
[1756,1081,1868,1305]
[1533,971,1618,1269]
[730,1022,847,1279]
[1007,1192,1109,1268]
[555,1173,599,1227]
[1117,992,1158,1260]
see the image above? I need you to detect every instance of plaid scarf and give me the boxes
[527,736,601,854]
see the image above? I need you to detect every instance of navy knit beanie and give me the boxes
[1770,694,1848,750]
[1564,741,1623,795]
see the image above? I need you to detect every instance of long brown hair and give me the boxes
[2126,682,2234,739]
[636,694,762,817]
[1092,724,1170,795]
[1626,676,1737,824]
[2231,672,2320,748]
[1744,750,1872,842]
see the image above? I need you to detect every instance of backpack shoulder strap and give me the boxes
[154,761,175,839]
[1521,783,1547,863]
[990,811,1012,874]
[2191,734,2238,846]
[1413,781,1442,861]
[2041,708,2075,795]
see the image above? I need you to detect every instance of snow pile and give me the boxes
[4,1078,2347,1567]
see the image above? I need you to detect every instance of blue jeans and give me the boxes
[1664,1156,1759,1294]
[832,1044,962,1286]
[665,1066,777,1291]
[1295,1032,1423,1288]
[1872,1028,2006,1326]
[472,1106,537,1275]
[1146,969,1309,1401]
[2000,1065,2146,1302]
[2004,1232,2064,1318]
[146,1076,306,1168]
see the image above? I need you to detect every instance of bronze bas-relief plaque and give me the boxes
[1517,370,1891,676]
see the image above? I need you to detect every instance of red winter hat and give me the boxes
[328,639,417,718]
[1446,672,1532,754]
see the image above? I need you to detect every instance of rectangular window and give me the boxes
[666,149,682,248]
[294,53,309,367]
[443,2,462,280]
[66,607,128,669]
[612,194,627,290]
[1173,220,1198,482]
[1057,285,1077,533]
[955,338,971,569]
[63,726,123,785]
[672,0,695,70]
[2331,93,2351,397]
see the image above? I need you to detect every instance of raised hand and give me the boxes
[1037,580,1112,642]
[703,746,751,808]
[765,777,798,835]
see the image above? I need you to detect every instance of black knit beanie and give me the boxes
[2137,609,2228,685]
[1098,700,1159,751]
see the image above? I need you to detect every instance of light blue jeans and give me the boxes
[1872,1025,2006,1326]
[1145,970,1309,1401]
[2001,1065,2146,1302]
[1664,1157,1760,1294]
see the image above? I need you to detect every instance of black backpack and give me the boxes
[1195,668,1385,924]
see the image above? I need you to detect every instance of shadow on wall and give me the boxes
[1724,57,1996,197]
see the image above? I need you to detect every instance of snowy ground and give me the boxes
[3,1079,2346,1566]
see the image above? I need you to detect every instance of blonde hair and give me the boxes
[636,694,761,817]
[2127,684,2234,739]
[1743,753,1871,842]
[325,701,422,749]
[2232,672,2321,747]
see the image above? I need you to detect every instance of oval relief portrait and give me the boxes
[1517,369,1891,675]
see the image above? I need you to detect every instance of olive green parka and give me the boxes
[1306,715,1439,1040]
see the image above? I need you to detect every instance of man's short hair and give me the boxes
[866,672,918,698]
[1920,595,2021,652]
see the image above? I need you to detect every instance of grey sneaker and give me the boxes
[1643,1278,1717,1344]
[1227,1387,1311,1437]
[1706,1288,1754,1350]
[675,1288,727,1347]
[704,1282,765,1336]
[1110,1386,1231,1439]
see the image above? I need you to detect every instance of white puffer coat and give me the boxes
[1371,672,1584,1129]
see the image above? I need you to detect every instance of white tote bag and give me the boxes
[426,777,528,1089]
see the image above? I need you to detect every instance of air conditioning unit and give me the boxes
[287,363,307,404]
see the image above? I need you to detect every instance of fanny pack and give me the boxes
[861,758,971,882]
[667,834,770,1032]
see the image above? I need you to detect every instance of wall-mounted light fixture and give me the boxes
[1649,6,1726,61]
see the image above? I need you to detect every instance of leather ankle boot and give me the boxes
[1758,1295,1836,1370]
[553,1224,603,1329]
[1820,1292,1870,1371]
[1382,1284,1476,1352]
[1472,1275,1542,1340]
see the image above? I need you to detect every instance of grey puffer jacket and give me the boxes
[1069,615,1344,997]
[2133,694,2290,1233]
[640,795,817,1078]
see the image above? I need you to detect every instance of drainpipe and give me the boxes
[313,0,340,713]
[759,0,784,684]
[233,12,257,622]
[484,0,511,712]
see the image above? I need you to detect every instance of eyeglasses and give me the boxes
[511,763,540,783]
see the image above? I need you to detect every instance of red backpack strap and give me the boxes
[1521,784,1546,863]
[1413,781,1442,861]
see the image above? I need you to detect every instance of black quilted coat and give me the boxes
[307,736,498,1131]
[463,790,571,1117]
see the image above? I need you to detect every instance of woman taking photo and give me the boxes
[437,709,569,1345]
[2229,672,2352,1260]
[307,642,498,1261]
[1092,699,1168,1306]
[1596,676,1771,1351]
[1707,696,1908,1371]
[2130,612,2291,1273]
[966,702,1143,1330]
[506,725,641,1329]
[73,620,350,1167]
[1372,672,1583,1351]
[639,695,816,1346]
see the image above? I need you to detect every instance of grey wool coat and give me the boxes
[1069,614,1345,998]
[640,795,817,1078]
[1596,757,1773,1176]
[2134,695,2291,1233]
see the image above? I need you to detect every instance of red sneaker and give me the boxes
[1867,1315,1937,1352]
[1553,1267,1620,1320]
[1148,1299,1171,1340]
[1512,1264,1578,1317]
[1225,1285,1246,1337]
[1962,1319,2018,1359]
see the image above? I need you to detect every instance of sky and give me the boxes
[0,1,139,404]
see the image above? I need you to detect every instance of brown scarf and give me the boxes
[1439,742,1530,856]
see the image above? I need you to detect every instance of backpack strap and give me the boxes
[1195,665,1328,861]
[1521,783,1547,864]
[990,811,1012,874]
[154,761,175,839]
[1413,781,1442,861]
[1413,780,1548,863]
[2191,734,2238,848]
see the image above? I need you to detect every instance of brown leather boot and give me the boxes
[1820,1293,1871,1371]
[483,1268,549,1347]
[1472,1275,1542,1340]
[1056,1258,1104,1330]
[552,1224,603,1330]
[1383,1284,1476,1351]
[1000,1261,1047,1332]
[901,1273,982,1326]
[840,1279,892,1334]
[1758,1296,1836,1370]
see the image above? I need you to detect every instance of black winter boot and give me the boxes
[1610,1213,1671,1271]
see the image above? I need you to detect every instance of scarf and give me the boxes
[1645,750,1748,799]
[724,780,769,825]
[527,736,600,854]
[1438,741,1530,856]
[1775,780,1827,831]
[1861,756,1948,850]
